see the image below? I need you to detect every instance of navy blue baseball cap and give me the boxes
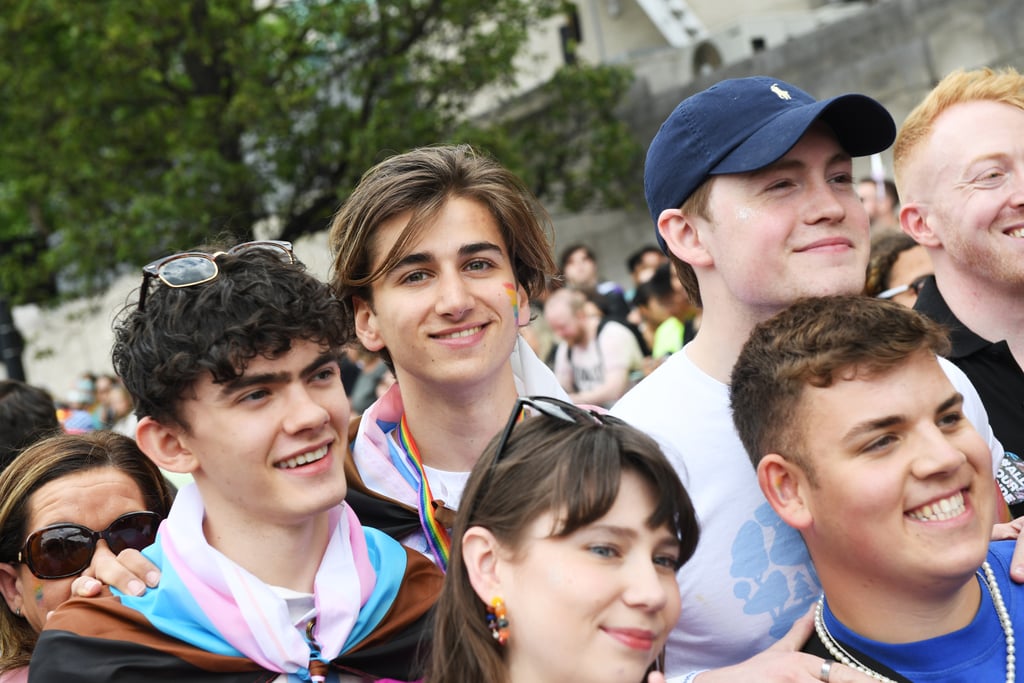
[644,76,896,252]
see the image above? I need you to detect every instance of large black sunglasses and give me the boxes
[137,240,295,311]
[15,511,162,580]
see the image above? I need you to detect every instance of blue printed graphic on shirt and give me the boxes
[730,502,820,639]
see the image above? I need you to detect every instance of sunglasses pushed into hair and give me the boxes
[462,397,616,520]
[137,240,295,311]
[15,511,162,579]
[876,273,931,300]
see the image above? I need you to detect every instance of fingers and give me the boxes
[85,546,161,597]
[1010,526,1024,583]
[824,660,878,683]
[992,521,1021,541]
[70,574,104,598]
[768,604,816,652]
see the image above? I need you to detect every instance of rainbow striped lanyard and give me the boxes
[396,413,451,570]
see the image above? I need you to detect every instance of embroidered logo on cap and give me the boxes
[770,83,792,100]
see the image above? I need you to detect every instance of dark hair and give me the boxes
[864,231,921,297]
[429,407,699,683]
[0,381,60,473]
[647,262,677,302]
[0,431,175,670]
[857,177,899,206]
[328,144,558,370]
[558,243,595,273]
[631,279,655,308]
[730,296,950,479]
[112,247,350,429]
[626,245,663,274]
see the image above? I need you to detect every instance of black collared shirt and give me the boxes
[915,276,1024,515]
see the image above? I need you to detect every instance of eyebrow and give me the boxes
[841,391,964,443]
[218,350,339,397]
[390,240,506,273]
[583,522,677,546]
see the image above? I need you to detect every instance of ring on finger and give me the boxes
[819,658,834,682]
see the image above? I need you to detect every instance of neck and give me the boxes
[397,372,519,472]
[821,569,981,643]
[682,303,764,383]
[934,269,1024,364]
[200,501,331,593]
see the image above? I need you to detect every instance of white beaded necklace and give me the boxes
[814,561,1016,683]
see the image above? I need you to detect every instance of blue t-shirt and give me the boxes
[820,540,1019,682]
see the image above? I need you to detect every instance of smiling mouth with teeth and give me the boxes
[906,491,966,521]
[434,325,483,340]
[276,444,329,469]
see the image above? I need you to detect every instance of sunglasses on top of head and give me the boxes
[460,396,617,523]
[137,240,295,311]
[13,511,162,580]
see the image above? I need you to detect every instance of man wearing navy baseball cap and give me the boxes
[612,76,1007,683]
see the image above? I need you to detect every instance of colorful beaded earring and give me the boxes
[486,597,509,645]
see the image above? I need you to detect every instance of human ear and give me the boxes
[461,526,505,602]
[900,204,942,248]
[0,563,24,616]
[353,295,385,352]
[658,209,713,268]
[135,416,199,474]
[757,454,813,530]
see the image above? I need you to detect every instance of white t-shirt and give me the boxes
[611,347,1004,679]
[554,319,644,407]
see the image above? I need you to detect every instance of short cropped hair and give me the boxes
[857,177,899,207]
[112,247,350,429]
[328,144,557,334]
[558,243,595,272]
[730,296,950,479]
[626,245,663,275]
[0,381,60,473]
[894,67,1024,192]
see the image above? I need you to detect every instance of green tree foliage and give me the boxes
[0,0,642,304]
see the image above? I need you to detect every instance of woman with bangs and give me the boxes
[428,396,699,683]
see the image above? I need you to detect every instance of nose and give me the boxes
[1008,166,1024,207]
[621,558,672,612]
[434,270,473,319]
[283,386,332,435]
[805,179,848,225]
[910,424,968,480]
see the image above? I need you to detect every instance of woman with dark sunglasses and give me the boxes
[0,431,174,682]
[428,397,700,683]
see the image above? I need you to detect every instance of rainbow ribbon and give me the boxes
[396,414,451,570]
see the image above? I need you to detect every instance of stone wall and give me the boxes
[11,0,1024,392]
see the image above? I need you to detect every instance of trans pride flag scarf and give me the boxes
[115,485,411,681]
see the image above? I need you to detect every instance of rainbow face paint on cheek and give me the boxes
[503,283,519,322]
[34,583,43,604]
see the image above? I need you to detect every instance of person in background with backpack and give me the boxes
[544,287,645,408]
